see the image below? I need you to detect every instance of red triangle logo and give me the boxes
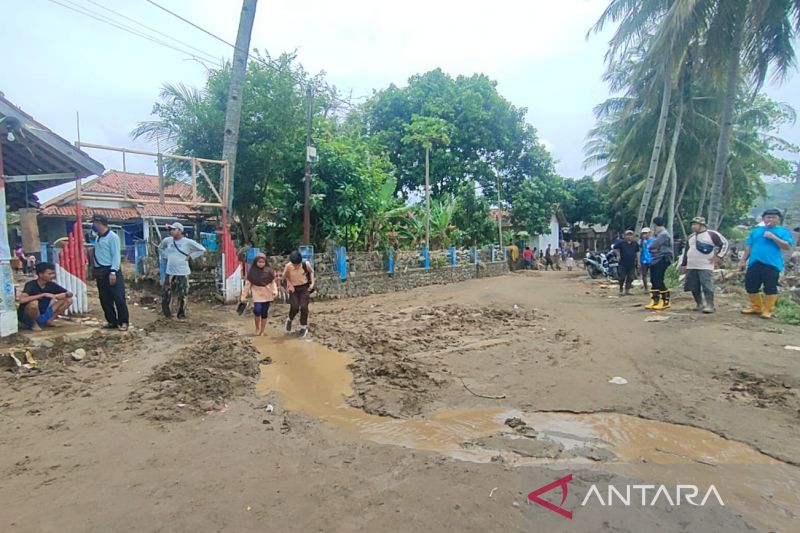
[528,474,573,520]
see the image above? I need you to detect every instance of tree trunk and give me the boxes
[696,170,710,217]
[635,67,673,233]
[652,95,685,221]
[675,173,690,220]
[667,158,678,235]
[424,145,431,250]
[708,12,744,229]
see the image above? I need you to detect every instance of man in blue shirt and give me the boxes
[740,208,794,319]
[639,227,653,291]
[91,214,129,331]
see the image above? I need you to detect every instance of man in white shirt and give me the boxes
[679,217,729,314]
[158,222,206,319]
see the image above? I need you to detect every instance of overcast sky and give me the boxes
[6,0,800,202]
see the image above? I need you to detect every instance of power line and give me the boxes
[84,0,223,65]
[45,0,224,69]
[145,0,237,49]
[143,0,359,109]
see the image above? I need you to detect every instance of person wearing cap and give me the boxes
[679,217,728,314]
[639,227,653,291]
[645,216,674,310]
[91,214,129,331]
[740,208,794,318]
[613,230,640,295]
[158,222,206,319]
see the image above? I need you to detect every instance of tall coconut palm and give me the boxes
[645,0,800,228]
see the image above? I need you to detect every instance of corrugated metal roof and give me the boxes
[0,92,105,209]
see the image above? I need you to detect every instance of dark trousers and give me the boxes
[650,259,670,291]
[619,265,637,291]
[289,284,311,326]
[96,271,129,326]
[641,263,650,290]
[745,261,780,295]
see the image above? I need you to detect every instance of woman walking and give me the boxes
[241,253,277,336]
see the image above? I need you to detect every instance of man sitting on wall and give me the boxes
[18,262,73,331]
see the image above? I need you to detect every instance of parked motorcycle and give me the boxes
[584,249,619,280]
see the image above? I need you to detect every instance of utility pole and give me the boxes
[222,0,258,214]
[303,85,314,245]
[496,174,503,248]
[424,144,431,250]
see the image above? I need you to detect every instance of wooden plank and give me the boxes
[195,162,223,203]
[2,173,77,183]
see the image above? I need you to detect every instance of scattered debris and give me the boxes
[784,346,800,352]
[645,315,669,322]
[458,377,506,400]
[71,349,86,362]
[265,404,274,413]
[609,377,628,385]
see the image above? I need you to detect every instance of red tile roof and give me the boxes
[40,170,204,220]
[40,205,140,220]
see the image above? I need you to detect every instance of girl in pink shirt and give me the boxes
[241,253,277,336]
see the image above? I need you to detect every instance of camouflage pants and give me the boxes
[162,275,189,318]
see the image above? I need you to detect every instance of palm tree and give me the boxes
[644,0,800,228]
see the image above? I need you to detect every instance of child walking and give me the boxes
[241,253,277,336]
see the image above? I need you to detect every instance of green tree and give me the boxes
[561,177,609,226]
[452,181,496,246]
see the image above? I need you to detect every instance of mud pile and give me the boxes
[130,333,260,421]
[312,304,542,418]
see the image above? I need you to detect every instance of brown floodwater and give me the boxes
[254,333,800,531]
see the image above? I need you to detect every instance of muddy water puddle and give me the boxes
[255,334,799,531]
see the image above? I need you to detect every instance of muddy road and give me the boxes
[1,271,798,532]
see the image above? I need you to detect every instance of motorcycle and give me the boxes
[584,249,620,280]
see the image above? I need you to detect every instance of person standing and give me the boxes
[645,217,674,310]
[14,244,26,274]
[241,253,277,336]
[566,246,576,271]
[639,227,653,291]
[522,246,534,269]
[544,244,554,271]
[506,241,520,271]
[614,230,640,296]
[680,217,729,314]
[159,222,206,319]
[91,215,130,331]
[740,208,794,319]
[18,262,73,331]
[282,250,315,338]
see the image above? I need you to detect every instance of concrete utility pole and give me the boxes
[303,86,314,245]
[222,0,258,213]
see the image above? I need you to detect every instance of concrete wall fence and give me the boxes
[253,247,509,300]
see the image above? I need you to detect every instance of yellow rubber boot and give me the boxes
[644,290,659,310]
[741,293,763,315]
[653,290,670,310]
[761,295,778,319]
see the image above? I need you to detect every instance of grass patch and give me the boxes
[665,263,680,289]
[775,297,800,326]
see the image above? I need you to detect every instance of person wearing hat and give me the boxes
[158,222,206,319]
[645,216,674,310]
[679,217,728,314]
[639,227,653,291]
[91,214,129,331]
[613,230,640,296]
[740,208,794,318]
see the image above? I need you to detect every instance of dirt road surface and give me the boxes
[2,271,798,532]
